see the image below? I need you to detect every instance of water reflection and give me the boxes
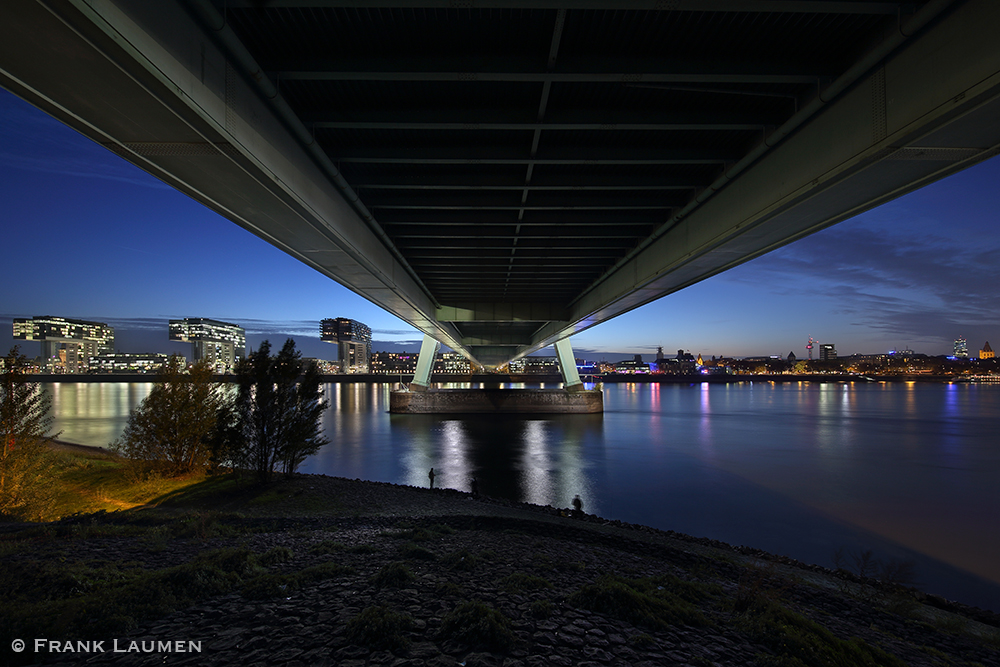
[44,382,153,446]
[389,412,603,509]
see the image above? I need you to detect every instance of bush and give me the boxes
[259,546,294,565]
[0,347,58,520]
[439,600,516,652]
[444,548,479,571]
[226,340,328,483]
[110,356,228,477]
[345,605,413,650]
[371,561,415,588]
[436,582,465,597]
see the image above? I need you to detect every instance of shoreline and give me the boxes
[6,468,1000,666]
[44,440,1000,617]
[294,473,1000,623]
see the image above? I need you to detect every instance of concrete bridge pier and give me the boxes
[390,334,602,414]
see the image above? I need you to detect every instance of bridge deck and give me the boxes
[2,1,999,365]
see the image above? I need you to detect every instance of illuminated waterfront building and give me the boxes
[819,343,837,361]
[981,341,994,360]
[13,316,115,373]
[615,355,650,374]
[90,353,169,374]
[303,358,341,374]
[434,352,471,374]
[507,356,559,374]
[321,318,372,373]
[954,337,969,358]
[370,351,418,374]
[168,318,245,372]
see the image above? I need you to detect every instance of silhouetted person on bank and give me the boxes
[428,468,435,489]
[470,477,479,498]
[572,495,583,518]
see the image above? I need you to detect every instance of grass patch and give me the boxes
[371,561,415,588]
[242,561,355,599]
[444,548,479,571]
[258,546,294,565]
[391,524,455,542]
[436,582,465,597]
[165,511,245,539]
[346,543,378,554]
[530,552,554,571]
[1,546,259,649]
[400,542,437,561]
[0,535,355,657]
[345,605,414,650]
[529,599,554,618]
[735,598,908,667]
[297,561,355,584]
[568,573,714,630]
[309,539,346,555]
[41,451,209,520]
[439,600,516,652]
[426,523,456,535]
[500,572,552,593]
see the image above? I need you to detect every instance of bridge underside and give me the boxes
[3,1,1000,367]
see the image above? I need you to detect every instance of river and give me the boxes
[43,380,1000,612]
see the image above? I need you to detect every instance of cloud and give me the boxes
[372,328,420,336]
[0,91,170,190]
[227,318,320,338]
[0,150,173,190]
[726,220,1000,344]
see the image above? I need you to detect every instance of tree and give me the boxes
[111,356,229,477]
[0,347,58,520]
[229,339,328,483]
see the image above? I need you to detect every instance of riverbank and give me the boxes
[2,467,999,666]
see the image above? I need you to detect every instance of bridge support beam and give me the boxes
[554,338,583,393]
[410,334,439,392]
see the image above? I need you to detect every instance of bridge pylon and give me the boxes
[409,334,439,392]
[554,338,584,393]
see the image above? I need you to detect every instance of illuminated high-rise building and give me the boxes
[169,318,245,372]
[954,337,969,358]
[13,316,114,373]
[321,318,372,373]
[819,343,837,361]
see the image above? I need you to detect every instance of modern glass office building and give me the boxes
[169,318,246,372]
[321,318,372,373]
[13,316,115,373]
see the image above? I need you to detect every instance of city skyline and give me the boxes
[3,87,1000,362]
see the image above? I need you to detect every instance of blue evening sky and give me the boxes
[2,88,998,361]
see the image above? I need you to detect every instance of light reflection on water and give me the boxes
[44,382,154,447]
[41,380,1000,611]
